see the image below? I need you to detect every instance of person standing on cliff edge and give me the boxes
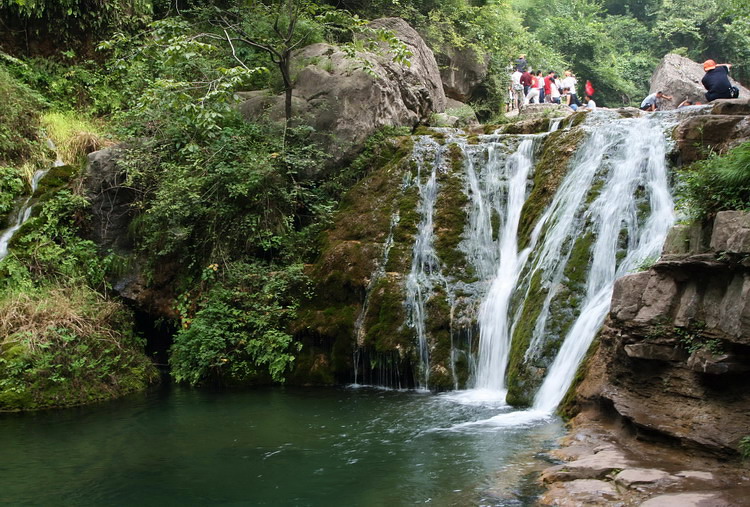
[702,60,738,102]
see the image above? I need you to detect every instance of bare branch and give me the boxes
[223,29,253,71]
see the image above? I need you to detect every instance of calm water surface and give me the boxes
[0,385,563,506]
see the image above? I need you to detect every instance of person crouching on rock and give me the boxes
[640,91,672,111]
[702,60,737,102]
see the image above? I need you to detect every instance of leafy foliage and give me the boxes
[676,142,750,220]
[0,62,46,166]
[170,262,309,385]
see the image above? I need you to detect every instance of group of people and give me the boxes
[507,55,595,112]
[640,59,739,111]
[508,54,740,115]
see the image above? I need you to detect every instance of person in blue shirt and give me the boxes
[702,60,735,102]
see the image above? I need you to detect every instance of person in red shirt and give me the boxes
[520,68,533,97]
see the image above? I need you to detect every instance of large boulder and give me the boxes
[433,45,489,102]
[84,147,135,255]
[239,17,445,171]
[648,53,750,109]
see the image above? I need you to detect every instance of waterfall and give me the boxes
[473,139,536,393]
[405,136,447,387]
[464,113,674,411]
[0,168,50,261]
[532,116,674,412]
[0,139,63,262]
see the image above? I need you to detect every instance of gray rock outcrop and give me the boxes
[649,53,750,109]
[84,147,135,255]
[239,17,445,171]
[574,210,750,455]
[673,98,750,163]
[433,45,489,102]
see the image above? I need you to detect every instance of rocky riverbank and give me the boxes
[541,210,750,505]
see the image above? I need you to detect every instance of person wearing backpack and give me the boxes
[702,60,739,102]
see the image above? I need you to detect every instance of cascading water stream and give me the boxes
[473,138,536,394]
[405,136,446,387]
[532,116,674,412]
[0,140,63,261]
[440,113,676,427]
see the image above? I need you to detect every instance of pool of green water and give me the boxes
[0,385,563,506]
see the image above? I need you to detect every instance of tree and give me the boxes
[213,0,317,125]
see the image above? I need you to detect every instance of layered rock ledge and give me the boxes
[542,211,750,505]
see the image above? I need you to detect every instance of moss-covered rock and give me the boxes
[517,127,586,249]
[433,143,474,282]
[0,286,158,412]
[291,135,420,385]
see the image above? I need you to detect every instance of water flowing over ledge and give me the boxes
[402,111,675,412]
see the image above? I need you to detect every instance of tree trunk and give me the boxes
[280,52,293,126]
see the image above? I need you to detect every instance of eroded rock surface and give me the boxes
[239,17,445,170]
[673,100,750,163]
[576,212,750,455]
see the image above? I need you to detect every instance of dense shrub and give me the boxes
[0,62,45,165]
[676,142,750,220]
[170,262,309,386]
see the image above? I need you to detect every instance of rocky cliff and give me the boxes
[574,211,750,455]
[541,211,750,506]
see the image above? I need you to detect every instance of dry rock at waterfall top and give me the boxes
[238,17,445,172]
[648,53,750,109]
[673,101,750,163]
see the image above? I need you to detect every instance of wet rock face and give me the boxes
[84,148,177,318]
[648,53,750,109]
[239,17,445,171]
[84,147,135,255]
[574,210,750,456]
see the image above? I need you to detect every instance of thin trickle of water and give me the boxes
[473,139,537,393]
[0,139,63,261]
[405,136,447,387]
[0,168,50,261]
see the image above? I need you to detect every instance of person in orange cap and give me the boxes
[702,59,737,102]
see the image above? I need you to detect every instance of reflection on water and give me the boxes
[0,385,562,506]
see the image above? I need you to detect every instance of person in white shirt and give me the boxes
[549,75,561,104]
[561,70,579,106]
[584,95,596,110]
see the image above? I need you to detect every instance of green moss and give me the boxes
[517,128,586,249]
[568,111,588,128]
[33,164,77,198]
[425,289,454,391]
[363,276,412,352]
[0,287,158,412]
[293,132,420,384]
[505,270,547,406]
[433,144,473,281]
[506,231,596,405]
